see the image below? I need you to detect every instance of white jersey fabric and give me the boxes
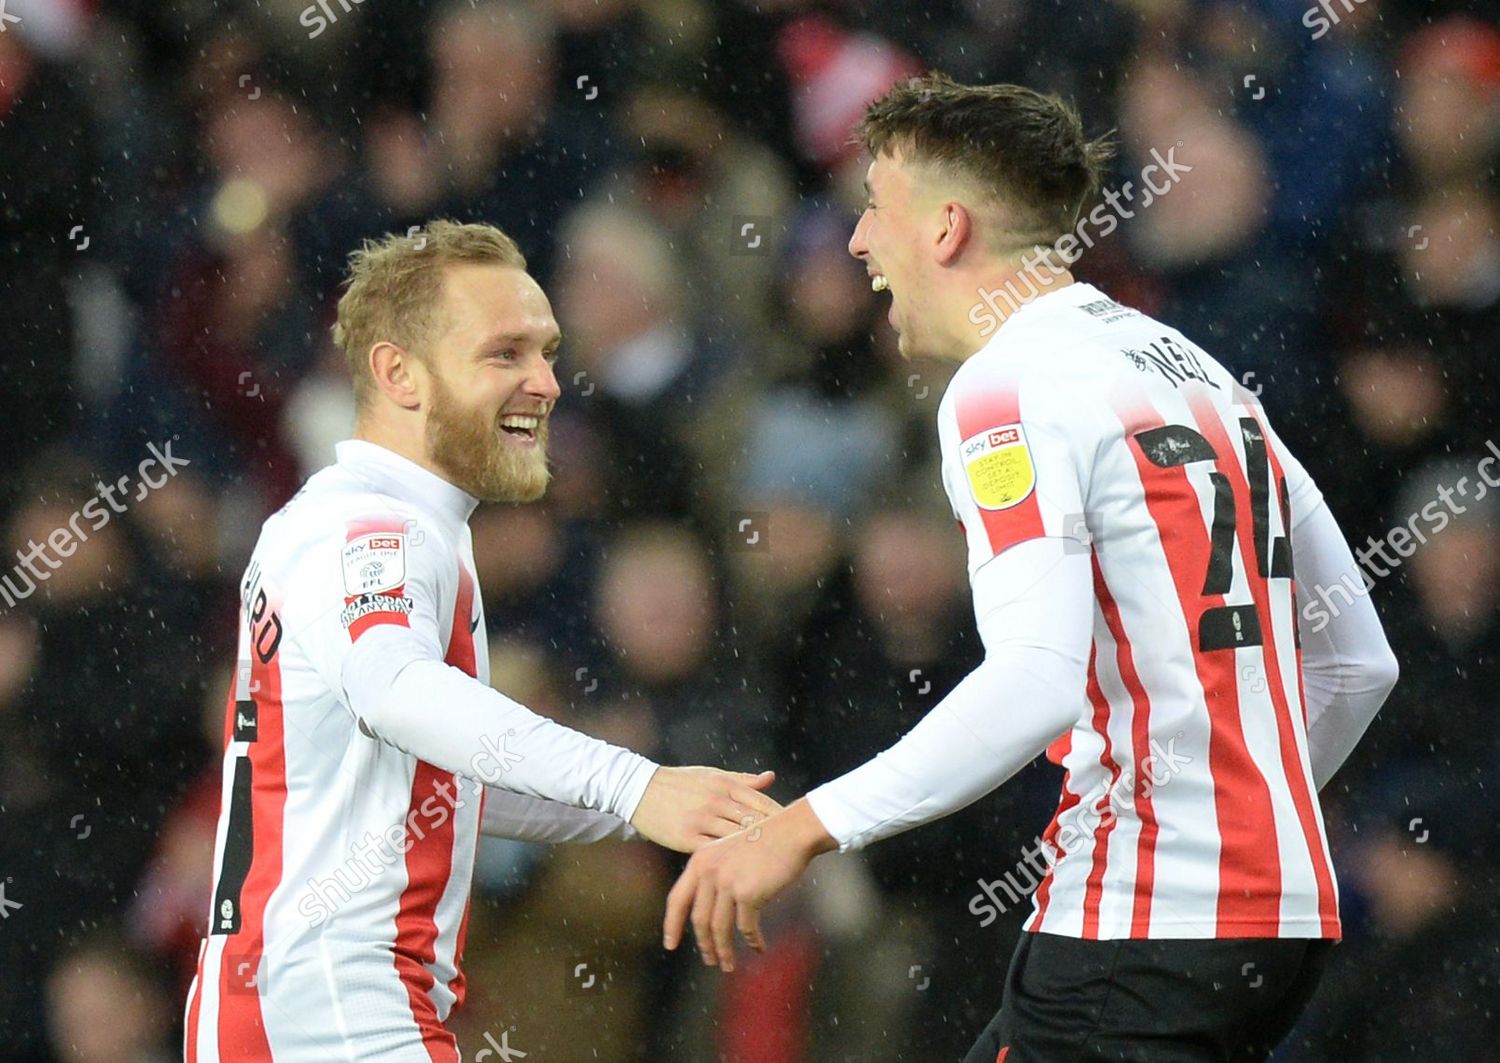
[185,440,657,1062]
[807,281,1398,941]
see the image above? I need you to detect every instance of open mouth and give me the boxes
[498,413,541,444]
[870,273,897,329]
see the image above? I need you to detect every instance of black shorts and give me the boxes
[961,931,1333,1063]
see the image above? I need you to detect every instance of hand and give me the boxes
[662,799,838,972]
[629,766,781,853]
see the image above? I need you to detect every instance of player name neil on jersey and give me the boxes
[962,423,1036,510]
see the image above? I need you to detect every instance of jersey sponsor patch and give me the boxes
[961,423,1036,510]
[342,532,406,595]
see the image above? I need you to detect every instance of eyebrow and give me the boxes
[482,330,563,350]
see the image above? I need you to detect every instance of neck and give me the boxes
[941,256,1077,361]
[353,419,452,487]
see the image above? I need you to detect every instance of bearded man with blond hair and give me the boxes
[184,220,778,1062]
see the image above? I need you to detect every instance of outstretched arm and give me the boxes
[803,534,1092,850]
[343,634,781,850]
[294,511,780,851]
[480,787,637,844]
[663,535,1092,967]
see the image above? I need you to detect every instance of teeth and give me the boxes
[499,415,539,431]
[871,275,889,292]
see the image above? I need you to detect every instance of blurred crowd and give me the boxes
[1,0,1497,1060]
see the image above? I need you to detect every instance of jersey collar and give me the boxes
[334,439,481,527]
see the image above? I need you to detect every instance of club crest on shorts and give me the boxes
[961,423,1035,510]
[342,532,407,595]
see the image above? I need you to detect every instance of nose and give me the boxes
[848,209,870,260]
[527,354,562,405]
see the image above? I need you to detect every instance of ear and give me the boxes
[933,200,972,267]
[368,341,425,411]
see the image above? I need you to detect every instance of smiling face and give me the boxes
[848,148,934,360]
[848,75,1113,361]
[421,263,562,503]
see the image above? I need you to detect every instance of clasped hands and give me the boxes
[628,765,837,973]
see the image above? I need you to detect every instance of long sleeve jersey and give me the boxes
[807,282,1400,941]
[185,439,657,1062]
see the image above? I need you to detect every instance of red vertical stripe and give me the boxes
[215,621,287,1061]
[1117,399,1283,935]
[219,682,236,750]
[445,566,478,677]
[1194,398,1339,936]
[1091,562,1162,937]
[955,387,1047,557]
[1080,642,1121,940]
[393,759,460,1063]
[445,782,483,1013]
[445,566,481,1012]
[392,563,479,1058]
[1030,776,1083,931]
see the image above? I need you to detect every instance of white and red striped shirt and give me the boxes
[807,282,1397,940]
[185,440,655,1061]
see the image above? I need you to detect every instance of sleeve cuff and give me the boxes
[803,783,863,852]
[607,756,659,824]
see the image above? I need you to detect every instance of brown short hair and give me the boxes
[855,73,1115,251]
[333,220,527,409]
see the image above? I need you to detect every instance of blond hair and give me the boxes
[333,220,527,409]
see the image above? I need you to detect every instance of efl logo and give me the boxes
[342,532,407,595]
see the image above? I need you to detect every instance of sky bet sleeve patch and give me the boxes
[961,423,1036,510]
[341,531,407,596]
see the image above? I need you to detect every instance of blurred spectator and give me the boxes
[282,340,357,480]
[598,81,797,334]
[594,522,774,769]
[0,26,99,506]
[423,0,601,285]
[1394,16,1500,193]
[1290,765,1500,1059]
[128,665,236,1001]
[1114,55,1323,403]
[470,500,605,665]
[1343,457,1500,786]
[44,931,176,1063]
[1189,1,1390,245]
[555,202,734,521]
[726,201,907,519]
[1314,186,1500,541]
